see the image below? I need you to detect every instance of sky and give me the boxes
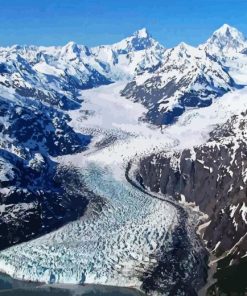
[0,0,246,48]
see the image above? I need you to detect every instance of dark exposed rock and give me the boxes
[207,249,247,295]
[0,161,101,251]
[141,216,208,296]
[0,78,92,251]
[122,75,231,125]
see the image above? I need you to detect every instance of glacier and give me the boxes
[1,78,247,290]
[0,161,178,287]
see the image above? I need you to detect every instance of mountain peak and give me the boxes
[200,24,247,55]
[61,41,90,58]
[168,42,204,62]
[109,27,163,54]
[62,41,80,52]
[216,23,234,33]
[133,28,150,39]
[65,41,77,47]
[213,24,245,39]
[177,42,192,50]
[173,42,199,55]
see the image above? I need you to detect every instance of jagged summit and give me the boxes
[212,24,246,44]
[177,41,190,47]
[166,42,206,64]
[122,37,233,125]
[215,23,240,34]
[133,27,150,38]
[89,27,165,80]
[200,23,247,55]
[108,27,163,54]
[60,41,91,58]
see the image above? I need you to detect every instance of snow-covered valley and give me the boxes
[1,75,247,293]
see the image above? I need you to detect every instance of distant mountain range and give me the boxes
[0,24,245,128]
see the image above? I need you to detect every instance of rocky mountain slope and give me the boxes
[136,111,247,257]
[135,112,247,294]
[121,42,235,124]
[120,24,247,126]
[0,84,92,249]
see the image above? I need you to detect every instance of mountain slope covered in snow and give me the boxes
[0,28,167,249]
[200,24,247,56]
[122,42,236,124]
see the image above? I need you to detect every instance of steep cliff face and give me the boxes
[136,112,247,292]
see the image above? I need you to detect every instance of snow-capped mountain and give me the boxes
[96,28,160,54]
[0,28,166,250]
[200,24,247,56]
[0,24,247,295]
[122,42,235,124]
[0,28,165,106]
[0,44,112,104]
[91,28,166,80]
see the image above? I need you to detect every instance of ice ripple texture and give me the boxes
[0,163,177,288]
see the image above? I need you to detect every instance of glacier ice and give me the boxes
[0,162,177,288]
